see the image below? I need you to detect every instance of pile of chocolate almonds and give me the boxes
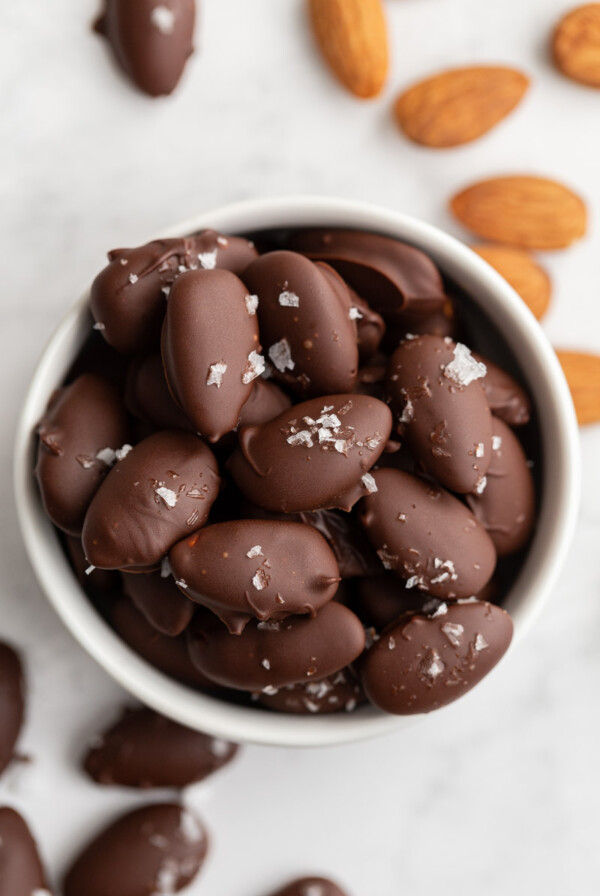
[34,224,536,718]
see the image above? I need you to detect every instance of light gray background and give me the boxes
[1,1,600,893]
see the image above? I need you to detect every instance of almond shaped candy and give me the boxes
[63,803,208,896]
[170,520,340,634]
[243,251,358,395]
[360,600,513,714]
[0,644,24,778]
[122,570,195,636]
[91,232,258,354]
[84,707,237,789]
[257,668,364,715]
[95,0,196,97]
[269,877,349,896]
[0,807,51,896]
[360,469,497,599]
[35,374,130,535]
[162,269,261,441]
[475,353,531,426]
[466,417,535,557]
[288,228,446,320]
[387,335,492,494]
[230,394,392,513]
[82,431,220,570]
[187,602,366,691]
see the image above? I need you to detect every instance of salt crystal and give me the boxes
[198,250,218,270]
[317,413,342,429]
[419,649,445,680]
[397,513,407,522]
[115,443,133,461]
[474,633,489,652]
[246,545,263,558]
[96,447,116,466]
[345,699,357,712]
[361,473,378,493]
[261,658,271,670]
[155,486,178,508]
[252,569,270,591]
[492,435,503,451]
[405,575,419,589]
[150,5,176,35]
[475,442,485,458]
[349,306,363,320]
[278,290,300,307]
[268,338,295,372]
[160,557,172,578]
[128,273,138,285]
[399,398,414,424]
[175,579,188,589]
[287,430,313,447]
[85,565,96,576]
[245,294,259,316]
[388,636,396,650]
[428,601,448,617]
[92,321,105,331]
[262,685,279,695]
[443,343,487,387]
[474,475,487,495]
[206,361,227,388]
[242,350,265,384]
[216,235,229,247]
[441,621,465,647]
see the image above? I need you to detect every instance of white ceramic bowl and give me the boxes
[14,196,580,747]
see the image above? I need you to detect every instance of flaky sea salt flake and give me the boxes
[361,473,378,493]
[198,250,218,270]
[242,351,265,384]
[278,290,300,307]
[155,486,178,508]
[150,5,176,35]
[268,338,295,372]
[246,545,263,558]
[206,362,227,388]
[245,294,259,316]
[443,342,487,387]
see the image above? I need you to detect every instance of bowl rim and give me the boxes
[14,194,581,747]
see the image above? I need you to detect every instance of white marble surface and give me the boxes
[2,0,600,893]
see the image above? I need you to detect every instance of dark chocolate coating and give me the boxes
[162,269,261,441]
[84,707,237,788]
[288,228,446,319]
[360,469,497,599]
[91,233,258,354]
[229,394,392,513]
[0,644,24,778]
[237,378,292,428]
[187,602,366,691]
[0,807,50,896]
[82,431,220,569]
[386,335,492,494]
[95,0,196,97]
[243,251,359,395]
[63,803,208,896]
[126,353,195,432]
[354,575,436,630]
[257,668,364,715]
[65,535,121,592]
[466,417,535,557]
[111,598,217,690]
[170,520,340,634]
[35,374,130,535]
[475,353,532,426]
[122,570,195,636]
[360,601,513,714]
[269,877,349,896]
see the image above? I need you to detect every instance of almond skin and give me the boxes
[450,176,587,249]
[553,4,600,88]
[556,350,600,424]
[471,245,551,319]
[395,66,529,148]
[308,0,388,99]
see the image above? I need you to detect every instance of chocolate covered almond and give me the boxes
[466,417,535,556]
[387,335,492,494]
[0,644,24,778]
[288,228,446,319]
[187,602,366,691]
[269,878,349,896]
[84,707,237,788]
[475,353,532,426]
[91,233,258,354]
[122,569,195,636]
[0,807,51,896]
[82,431,219,569]
[243,251,359,395]
[36,374,130,535]
[230,394,392,513]
[162,269,261,441]
[95,0,196,96]
[63,803,208,896]
[360,469,496,599]
[360,600,513,714]
[170,520,340,633]
[257,668,364,715]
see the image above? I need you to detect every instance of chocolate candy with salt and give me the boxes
[466,417,535,557]
[36,374,130,535]
[243,251,358,395]
[170,520,340,634]
[91,232,257,354]
[360,600,513,714]
[0,807,51,896]
[63,803,208,896]
[162,269,261,441]
[386,335,492,494]
[257,668,364,715]
[122,570,195,636]
[475,353,532,426]
[289,228,446,320]
[0,644,24,778]
[360,469,496,599]
[269,878,350,896]
[82,431,219,569]
[187,601,366,691]
[84,707,237,788]
[230,394,392,513]
[95,0,196,96]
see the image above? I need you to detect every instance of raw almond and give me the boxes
[471,245,551,319]
[556,350,600,425]
[450,176,587,250]
[395,66,529,148]
[553,4,600,88]
[308,0,389,99]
